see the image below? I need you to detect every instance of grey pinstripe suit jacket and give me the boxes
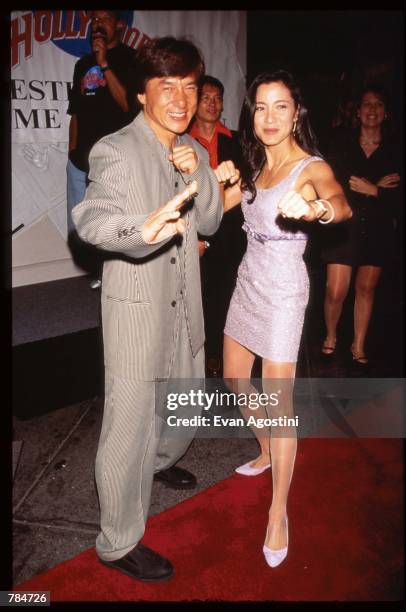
[72,112,222,381]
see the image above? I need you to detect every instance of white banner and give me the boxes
[11,10,246,286]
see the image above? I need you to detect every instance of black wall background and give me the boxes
[246,10,404,154]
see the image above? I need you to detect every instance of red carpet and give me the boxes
[15,439,403,601]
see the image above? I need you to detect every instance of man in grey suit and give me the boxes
[72,37,222,581]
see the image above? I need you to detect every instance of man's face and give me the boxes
[137,74,199,146]
[196,84,223,124]
[90,11,121,47]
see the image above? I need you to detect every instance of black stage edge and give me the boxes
[13,327,103,420]
[12,276,102,419]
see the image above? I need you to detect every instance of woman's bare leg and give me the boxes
[223,334,270,468]
[323,263,352,351]
[352,265,382,359]
[262,359,297,551]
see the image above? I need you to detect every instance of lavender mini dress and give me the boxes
[224,156,323,362]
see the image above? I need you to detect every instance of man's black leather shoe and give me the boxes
[100,543,173,582]
[154,465,197,490]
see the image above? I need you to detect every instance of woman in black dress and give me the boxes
[321,85,401,365]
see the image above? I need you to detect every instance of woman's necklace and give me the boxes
[263,151,291,184]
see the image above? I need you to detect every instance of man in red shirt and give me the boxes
[189,75,239,170]
[189,75,246,375]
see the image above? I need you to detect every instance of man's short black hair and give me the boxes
[134,36,205,95]
[199,75,224,99]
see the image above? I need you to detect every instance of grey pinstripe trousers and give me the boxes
[95,299,204,561]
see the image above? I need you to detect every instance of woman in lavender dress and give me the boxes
[215,71,352,568]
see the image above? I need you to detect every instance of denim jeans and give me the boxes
[66,158,87,236]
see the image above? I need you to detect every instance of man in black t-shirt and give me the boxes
[67,10,138,287]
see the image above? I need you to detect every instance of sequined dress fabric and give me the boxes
[224,156,323,362]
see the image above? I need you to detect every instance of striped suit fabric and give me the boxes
[72,112,222,560]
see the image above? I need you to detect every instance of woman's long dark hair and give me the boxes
[239,70,321,203]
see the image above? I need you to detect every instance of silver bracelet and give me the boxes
[316,199,335,224]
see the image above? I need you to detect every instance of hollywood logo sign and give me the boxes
[11,10,150,67]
